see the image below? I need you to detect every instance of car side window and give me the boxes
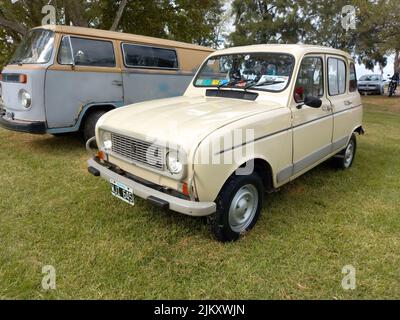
[58,36,116,67]
[122,43,178,69]
[294,56,324,103]
[328,57,347,96]
[349,62,357,92]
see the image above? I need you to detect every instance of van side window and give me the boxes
[349,62,357,92]
[122,43,178,69]
[58,36,116,67]
[294,57,324,103]
[328,58,347,96]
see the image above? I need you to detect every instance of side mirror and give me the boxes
[296,96,322,109]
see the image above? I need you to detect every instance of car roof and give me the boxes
[34,25,215,53]
[208,44,353,61]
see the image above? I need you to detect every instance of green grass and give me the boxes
[0,96,399,299]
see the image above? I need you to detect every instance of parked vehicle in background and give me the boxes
[0,25,214,141]
[88,44,364,242]
[388,72,399,97]
[357,74,385,95]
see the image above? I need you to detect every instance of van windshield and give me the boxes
[194,53,295,92]
[9,29,55,65]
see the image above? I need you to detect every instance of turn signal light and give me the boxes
[178,182,190,196]
[19,74,27,83]
[0,74,3,82]
[96,151,106,161]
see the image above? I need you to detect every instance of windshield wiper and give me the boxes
[245,80,285,90]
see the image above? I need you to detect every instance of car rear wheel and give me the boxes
[208,173,264,242]
[83,110,108,142]
[334,133,357,169]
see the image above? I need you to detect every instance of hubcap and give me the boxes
[344,140,355,168]
[228,184,259,233]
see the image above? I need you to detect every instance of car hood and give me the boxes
[98,95,284,153]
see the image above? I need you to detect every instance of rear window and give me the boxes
[122,43,178,69]
[58,36,116,67]
[349,63,357,92]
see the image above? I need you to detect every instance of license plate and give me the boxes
[110,179,134,206]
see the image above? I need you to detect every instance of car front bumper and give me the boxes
[0,107,46,134]
[87,158,217,217]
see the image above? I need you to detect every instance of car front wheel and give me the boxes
[208,173,264,242]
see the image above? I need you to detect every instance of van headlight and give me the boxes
[166,151,183,174]
[101,131,112,151]
[19,90,31,109]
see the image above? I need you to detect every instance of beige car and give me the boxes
[87,44,364,242]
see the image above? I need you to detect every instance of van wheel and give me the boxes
[208,173,264,242]
[83,110,107,142]
[334,133,357,169]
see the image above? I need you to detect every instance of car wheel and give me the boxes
[208,173,264,242]
[83,110,108,142]
[334,133,357,169]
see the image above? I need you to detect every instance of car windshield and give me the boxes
[360,75,380,81]
[9,29,55,65]
[194,53,295,92]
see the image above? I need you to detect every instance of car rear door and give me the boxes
[326,56,355,150]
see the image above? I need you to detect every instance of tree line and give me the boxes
[0,0,399,73]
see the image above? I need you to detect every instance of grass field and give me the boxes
[0,96,399,300]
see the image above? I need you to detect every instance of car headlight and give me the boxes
[19,90,31,109]
[101,131,112,151]
[166,151,183,174]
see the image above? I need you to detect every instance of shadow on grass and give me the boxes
[28,133,85,154]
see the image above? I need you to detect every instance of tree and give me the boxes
[229,0,312,46]
[228,0,400,73]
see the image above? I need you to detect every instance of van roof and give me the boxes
[35,25,215,53]
[209,44,353,60]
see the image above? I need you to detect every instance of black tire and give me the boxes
[208,172,264,242]
[83,110,108,142]
[334,133,357,169]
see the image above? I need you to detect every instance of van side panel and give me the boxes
[122,71,194,105]
[45,68,124,128]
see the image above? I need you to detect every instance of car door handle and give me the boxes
[344,100,353,106]
[112,80,123,86]
[322,105,333,112]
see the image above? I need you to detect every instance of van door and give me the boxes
[326,56,352,151]
[45,36,123,129]
[291,55,333,178]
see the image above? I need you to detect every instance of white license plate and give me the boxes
[110,179,134,206]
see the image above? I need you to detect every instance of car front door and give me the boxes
[290,55,334,179]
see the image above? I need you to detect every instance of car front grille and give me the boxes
[111,133,165,171]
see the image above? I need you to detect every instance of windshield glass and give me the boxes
[359,75,380,81]
[194,53,295,92]
[9,29,55,65]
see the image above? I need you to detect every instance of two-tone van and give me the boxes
[0,25,214,140]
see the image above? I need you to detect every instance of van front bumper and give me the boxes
[87,158,216,217]
[0,110,46,134]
